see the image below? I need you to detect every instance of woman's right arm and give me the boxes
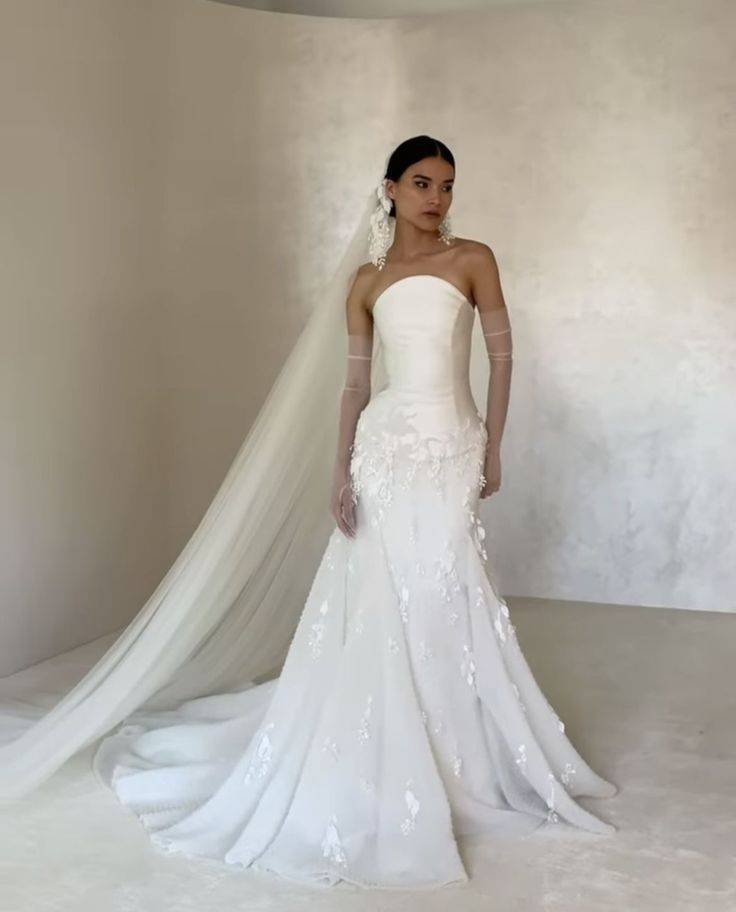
[331,268,374,537]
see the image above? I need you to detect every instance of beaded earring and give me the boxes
[438,212,454,245]
[368,179,393,270]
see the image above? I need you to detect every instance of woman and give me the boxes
[91,136,617,889]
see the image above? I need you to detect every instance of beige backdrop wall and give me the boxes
[1,0,733,675]
[0,2,168,676]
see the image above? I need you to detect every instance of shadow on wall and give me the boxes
[208,0,553,19]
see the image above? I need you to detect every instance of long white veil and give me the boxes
[0,188,391,800]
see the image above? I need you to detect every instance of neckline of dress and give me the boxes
[371,274,475,317]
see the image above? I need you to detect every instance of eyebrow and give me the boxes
[411,173,454,183]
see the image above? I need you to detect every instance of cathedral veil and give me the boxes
[0,188,392,800]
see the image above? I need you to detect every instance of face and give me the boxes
[386,156,454,229]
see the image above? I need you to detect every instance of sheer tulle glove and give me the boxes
[479,307,513,498]
[331,333,372,536]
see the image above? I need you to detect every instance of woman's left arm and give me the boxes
[470,244,513,498]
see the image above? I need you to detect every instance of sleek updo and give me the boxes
[383,135,456,218]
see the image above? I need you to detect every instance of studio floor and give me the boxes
[1,598,733,912]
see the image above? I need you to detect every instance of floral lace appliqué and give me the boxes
[561,762,576,787]
[243,723,275,785]
[350,407,486,527]
[515,743,528,777]
[434,540,462,603]
[400,779,421,835]
[307,599,331,659]
[460,644,476,689]
[358,695,373,743]
[321,815,348,868]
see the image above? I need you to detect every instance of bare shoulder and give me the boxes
[457,238,501,286]
[352,260,385,304]
[347,262,377,299]
[341,262,375,333]
[356,260,379,281]
[454,237,498,269]
[455,239,506,310]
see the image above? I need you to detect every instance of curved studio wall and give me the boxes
[1,0,733,674]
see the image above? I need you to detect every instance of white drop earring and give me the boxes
[368,179,393,270]
[438,212,454,245]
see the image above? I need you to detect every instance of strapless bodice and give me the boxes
[349,275,487,507]
[372,275,476,403]
[360,274,483,435]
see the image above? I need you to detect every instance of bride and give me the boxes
[91,135,617,889]
[2,135,617,890]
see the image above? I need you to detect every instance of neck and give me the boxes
[387,217,444,264]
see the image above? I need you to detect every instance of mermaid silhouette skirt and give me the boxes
[93,277,616,889]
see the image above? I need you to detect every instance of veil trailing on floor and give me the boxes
[0,187,394,800]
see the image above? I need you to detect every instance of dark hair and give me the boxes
[383,135,455,218]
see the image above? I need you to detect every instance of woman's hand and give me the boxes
[331,472,357,538]
[480,448,502,499]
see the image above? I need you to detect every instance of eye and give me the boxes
[414,181,454,191]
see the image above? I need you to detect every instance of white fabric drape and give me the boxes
[0,191,393,800]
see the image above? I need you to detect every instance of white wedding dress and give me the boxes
[93,274,617,890]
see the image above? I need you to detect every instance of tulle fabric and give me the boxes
[0,190,392,799]
[479,305,513,455]
[332,333,374,502]
[90,275,617,890]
